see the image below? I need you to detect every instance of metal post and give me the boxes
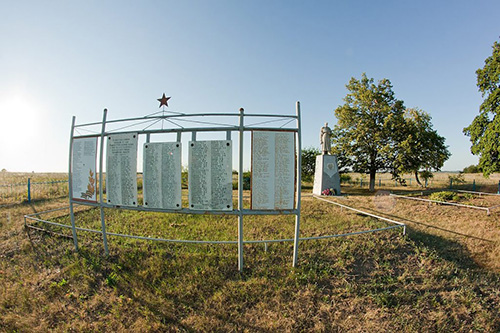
[378,178,381,187]
[498,180,500,194]
[473,179,476,192]
[27,178,31,203]
[99,109,109,255]
[237,107,244,271]
[292,101,302,267]
[450,178,453,189]
[425,178,428,188]
[68,116,79,251]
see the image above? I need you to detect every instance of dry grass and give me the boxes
[0,172,68,205]
[1,175,500,331]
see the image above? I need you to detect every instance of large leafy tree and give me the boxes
[394,108,450,186]
[331,73,406,191]
[463,39,500,176]
[301,147,320,182]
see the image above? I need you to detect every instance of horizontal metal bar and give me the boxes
[32,180,68,185]
[69,200,299,215]
[0,183,26,187]
[390,193,490,211]
[25,216,72,228]
[24,206,69,217]
[313,195,406,226]
[74,112,298,129]
[455,189,500,196]
[26,217,403,246]
[73,126,298,139]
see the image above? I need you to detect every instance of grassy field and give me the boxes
[1,173,500,331]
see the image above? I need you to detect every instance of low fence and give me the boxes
[0,178,68,206]
[341,176,500,193]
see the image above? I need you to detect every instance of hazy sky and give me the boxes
[1,1,499,172]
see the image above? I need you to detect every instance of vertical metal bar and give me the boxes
[497,180,500,194]
[27,178,31,203]
[237,108,244,271]
[146,133,150,143]
[99,109,109,255]
[292,101,302,267]
[191,131,196,142]
[176,131,182,142]
[473,179,476,192]
[68,116,79,251]
[226,130,231,141]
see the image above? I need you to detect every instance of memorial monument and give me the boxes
[313,123,341,196]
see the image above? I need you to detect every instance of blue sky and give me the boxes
[1,0,499,172]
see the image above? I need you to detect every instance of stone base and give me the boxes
[313,154,341,196]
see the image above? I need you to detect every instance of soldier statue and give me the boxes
[320,123,331,155]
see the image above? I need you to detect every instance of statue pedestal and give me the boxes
[313,154,341,196]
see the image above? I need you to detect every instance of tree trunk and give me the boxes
[369,169,376,192]
[415,171,422,187]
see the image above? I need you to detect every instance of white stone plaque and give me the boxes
[143,142,182,209]
[71,137,97,202]
[251,131,296,210]
[188,140,233,211]
[106,133,138,206]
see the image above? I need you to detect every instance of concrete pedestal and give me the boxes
[313,154,341,196]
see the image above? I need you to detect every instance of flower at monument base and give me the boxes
[321,188,336,196]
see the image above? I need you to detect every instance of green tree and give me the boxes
[462,164,481,173]
[463,39,500,176]
[394,108,450,186]
[301,147,321,182]
[331,73,406,191]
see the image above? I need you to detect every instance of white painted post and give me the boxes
[238,107,245,271]
[292,101,302,267]
[98,109,109,255]
[68,116,79,251]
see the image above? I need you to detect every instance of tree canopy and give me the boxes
[394,108,450,185]
[463,39,500,176]
[332,74,450,191]
[331,73,406,191]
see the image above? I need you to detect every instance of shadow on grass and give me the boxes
[347,205,493,270]
[407,228,481,270]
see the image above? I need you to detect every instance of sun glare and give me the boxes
[0,91,42,167]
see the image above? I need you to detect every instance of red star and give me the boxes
[157,93,171,108]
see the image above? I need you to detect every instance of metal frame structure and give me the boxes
[24,103,409,271]
[64,103,302,271]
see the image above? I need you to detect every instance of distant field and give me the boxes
[2,171,499,206]
[1,173,500,331]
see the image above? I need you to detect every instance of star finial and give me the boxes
[157,93,171,108]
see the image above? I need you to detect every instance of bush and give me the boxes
[429,191,459,202]
[340,173,351,183]
[448,173,466,185]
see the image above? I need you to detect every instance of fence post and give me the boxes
[450,178,453,189]
[360,178,363,187]
[27,178,31,203]
[379,178,381,187]
[425,178,428,188]
[409,178,412,186]
[498,180,500,194]
[473,179,476,192]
